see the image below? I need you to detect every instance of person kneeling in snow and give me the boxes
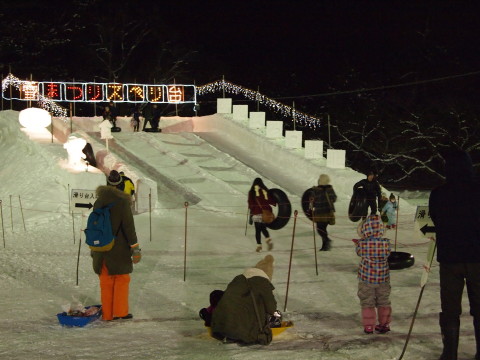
[211,255,277,345]
[353,215,392,334]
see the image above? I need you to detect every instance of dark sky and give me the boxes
[158,1,480,94]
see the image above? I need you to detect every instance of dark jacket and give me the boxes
[248,186,276,215]
[310,185,337,215]
[429,151,480,263]
[211,269,277,344]
[354,178,381,202]
[91,186,139,275]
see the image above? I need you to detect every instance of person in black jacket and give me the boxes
[353,170,382,215]
[309,174,337,251]
[429,150,480,360]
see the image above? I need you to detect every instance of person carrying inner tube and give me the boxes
[353,170,382,216]
[248,178,277,252]
[309,174,337,251]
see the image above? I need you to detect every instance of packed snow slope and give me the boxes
[0,110,476,360]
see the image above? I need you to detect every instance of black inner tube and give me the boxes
[267,188,292,230]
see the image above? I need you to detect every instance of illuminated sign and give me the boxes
[2,74,196,104]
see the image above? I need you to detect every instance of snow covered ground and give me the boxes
[0,109,475,360]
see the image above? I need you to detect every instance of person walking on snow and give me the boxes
[381,193,397,229]
[353,214,392,334]
[248,178,276,252]
[309,174,337,251]
[354,170,382,215]
[429,150,480,360]
[91,180,142,321]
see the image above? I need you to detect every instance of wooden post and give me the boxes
[312,218,318,276]
[18,195,26,232]
[0,200,5,248]
[183,202,189,281]
[149,190,152,242]
[9,195,13,232]
[72,211,76,244]
[284,210,298,312]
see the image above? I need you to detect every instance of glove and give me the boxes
[132,248,142,264]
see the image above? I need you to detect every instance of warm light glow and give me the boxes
[18,108,52,128]
[63,135,87,168]
[197,79,323,129]
[2,74,196,104]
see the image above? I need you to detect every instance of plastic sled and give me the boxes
[57,305,102,327]
[206,320,293,338]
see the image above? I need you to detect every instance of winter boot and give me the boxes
[473,318,480,360]
[320,238,332,251]
[266,238,273,251]
[439,312,460,360]
[362,307,376,334]
[375,306,392,334]
[256,244,262,252]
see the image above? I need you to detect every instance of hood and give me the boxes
[444,150,474,182]
[96,185,131,203]
[359,215,385,238]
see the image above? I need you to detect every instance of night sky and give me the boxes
[159,1,480,95]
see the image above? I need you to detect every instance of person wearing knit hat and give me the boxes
[211,255,277,345]
[381,193,397,229]
[91,180,141,321]
[309,174,337,251]
[107,170,122,186]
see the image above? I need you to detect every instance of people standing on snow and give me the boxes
[381,193,397,229]
[247,178,277,252]
[91,177,141,321]
[108,101,118,127]
[353,215,392,334]
[130,105,141,132]
[211,255,278,345]
[353,170,382,215]
[308,174,337,251]
[151,103,162,131]
[429,150,480,360]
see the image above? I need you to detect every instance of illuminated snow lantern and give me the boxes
[18,107,52,129]
[63,135,87,168]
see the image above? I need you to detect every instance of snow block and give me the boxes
[248,112,266,129]
[217,98,232,114]
[304,140,324,159]
[266,121,283,138]
[326,149,346,169]
[285,130,302,149]
[232,105,249,120]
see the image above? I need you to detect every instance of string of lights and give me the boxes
[2,74,68,118]
[197,79,324,129]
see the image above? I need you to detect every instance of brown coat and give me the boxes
[91,185,139,275]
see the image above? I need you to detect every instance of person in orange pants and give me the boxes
[99,262,131,320]
[92,179,142,321]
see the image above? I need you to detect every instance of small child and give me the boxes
[381,193,397,229]
[199,290,224,327]
[353,215,392,334]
